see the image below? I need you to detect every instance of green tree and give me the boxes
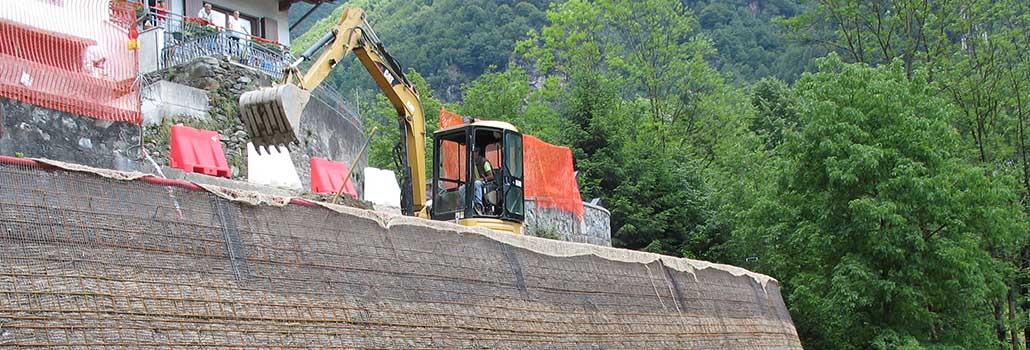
[516,0,758,258]
[741,55,1022,349]
[785,2,1030,345]
[749,77,800,149]
[459,65,569,144]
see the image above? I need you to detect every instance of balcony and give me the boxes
[140,11,292,80]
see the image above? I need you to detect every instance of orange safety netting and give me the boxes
[439,108,584,219]
[439,108,465,185]
[523,134,584,219]
[0,0,141,123]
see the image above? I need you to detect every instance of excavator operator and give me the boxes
[472,148,494,212]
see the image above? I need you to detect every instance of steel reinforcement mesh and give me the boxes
[0,162,802,349]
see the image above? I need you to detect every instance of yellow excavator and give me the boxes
[238,7,524,234]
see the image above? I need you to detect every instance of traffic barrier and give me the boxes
[310,156,358,197]
[169,124,230,178]
[246,142,303,189]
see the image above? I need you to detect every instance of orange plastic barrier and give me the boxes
[169,125,230,178]
[310,157,359,197]
[440,107,465,129]
[0,0,141,123]
[439,108,584,219]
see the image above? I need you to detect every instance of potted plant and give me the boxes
[251,36,284,52]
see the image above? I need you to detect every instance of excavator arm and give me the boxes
[238,7,426,215]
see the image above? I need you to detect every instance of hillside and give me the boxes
[687,0,821,83]
[290,0,818,100]
[287,1,339,37]
[291,0,551,101]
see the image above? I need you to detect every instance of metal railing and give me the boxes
[310,85,364,130]
[146,11,292,80]
[142,9,363,130]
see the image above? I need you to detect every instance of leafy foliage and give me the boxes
[292,0,550,101]
[289,1,1030,348]
[739,55,1022,349]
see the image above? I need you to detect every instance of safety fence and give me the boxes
[0,0,141,123]
[0,157,802,349]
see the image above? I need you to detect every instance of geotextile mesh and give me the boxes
[0,161,802,349]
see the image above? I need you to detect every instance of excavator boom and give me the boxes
[238,8,426,215]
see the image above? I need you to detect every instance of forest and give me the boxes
[290,1,1030,349]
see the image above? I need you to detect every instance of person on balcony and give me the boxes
[153,1,167,22]
[197,2,214,25]
[227,11,250,63]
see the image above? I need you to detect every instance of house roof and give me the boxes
[278,0,335,11]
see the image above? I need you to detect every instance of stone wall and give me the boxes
[142,56,367,191]
[524,199,612,246]
[0,98,143,171]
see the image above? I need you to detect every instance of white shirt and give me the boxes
[228,16,248,35]
[197,8,213,22]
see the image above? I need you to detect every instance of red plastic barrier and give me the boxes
[169,125,230,178]
[310,157,358,197]
[439,108,585,219]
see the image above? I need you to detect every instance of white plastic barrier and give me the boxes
[246,142,302,189]
[363,167,400,208]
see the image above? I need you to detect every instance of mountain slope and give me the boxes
[291,0,550,101]
[289,0,819,99]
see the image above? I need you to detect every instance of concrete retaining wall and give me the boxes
[141,80,211,125]
[524,199,612,246]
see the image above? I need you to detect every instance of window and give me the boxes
[434,135,467,217]
[209,3,258,36]
[503,131,524,217]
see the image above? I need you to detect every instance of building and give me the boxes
[138,0,333,76]
[149,0,329,45]
[0,0,367,194]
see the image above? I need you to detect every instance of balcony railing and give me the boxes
[140,8,363,131]
[146,11,292,80]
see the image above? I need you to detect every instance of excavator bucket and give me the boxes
[238,83,311,152]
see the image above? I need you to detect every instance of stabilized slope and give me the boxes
[0,158,802,349]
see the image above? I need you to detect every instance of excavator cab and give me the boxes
[431,121,524,234]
